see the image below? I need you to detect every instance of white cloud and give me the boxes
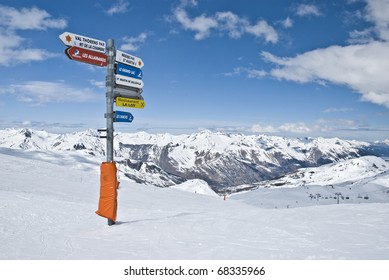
[174,8,218,40]
[0,81,102,104]
[348,28,375,44]
[120,32,149,51]
[0,5,67,30]
[223,67,267,78]
[251,124,278,133]
[295,4,322,17]
[262,41,389,108]
[89,80,106,89]
[222,67,243,77]
[215,11,247,39]
[1,120,88,132]
[250,122,311,134]
[172,5,278,42]
[281,17,293,28]
[365,0,389,40]
[178,0,198,8]
[106,0,129,16]
[257,0,389,109]
[245,20,279,43]
[247,119,386,139]
[314,118,363,133]
[323,107,354,113]
[346,0,389,42]
[279,122,311,133]
[246,69,267,78]
[317,118,359,127]
[0,5,66,66]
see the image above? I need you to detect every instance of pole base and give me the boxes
[108,219,116,226]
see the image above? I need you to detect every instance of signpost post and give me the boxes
[105,39,116,226]
[59,32,145,226]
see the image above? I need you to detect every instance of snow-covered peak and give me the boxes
[0,128,58,150]
[171,179,219,197]
[185,130,235,152]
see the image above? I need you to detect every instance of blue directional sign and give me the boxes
[116,63,142,80]
[114,111,134,123]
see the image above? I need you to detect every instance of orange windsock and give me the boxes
[96,162,118,221]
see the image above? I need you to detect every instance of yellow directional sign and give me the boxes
[115,97,145,109]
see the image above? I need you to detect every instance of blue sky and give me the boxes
[0,0,388,141]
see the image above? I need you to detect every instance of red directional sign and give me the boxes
[65,46,107,67]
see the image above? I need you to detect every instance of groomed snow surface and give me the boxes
[1,147,389,260]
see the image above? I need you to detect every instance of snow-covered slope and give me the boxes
[251,156,389,188]
[1,147,389,259]
[1,128,388,191]
[231,156,389,209]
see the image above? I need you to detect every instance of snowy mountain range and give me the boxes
[1,128,389,260]
[1,128,388,193]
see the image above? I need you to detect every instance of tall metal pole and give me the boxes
[106,39,115,226]
[106,39,115,162]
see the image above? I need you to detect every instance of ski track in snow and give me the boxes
[0,148,389,259]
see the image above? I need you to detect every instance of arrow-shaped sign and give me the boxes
[116,50,144,69]
[65,46,107,67]
[116,97,145,109]
[115,111,134,123]
[59,32,106,54]
[116,63,142,80]
[115,74,143,89]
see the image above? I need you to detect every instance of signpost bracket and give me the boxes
[104,113,115,118]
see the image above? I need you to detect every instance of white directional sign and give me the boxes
[116,50,144,69]
[59,32,106,54]
[115,74,143,89]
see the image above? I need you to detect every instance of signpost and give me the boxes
[116,63,143,80]
[116,50,144,68]
[115,74,143,89]
[115,111,134,123]
[59,31,145,226]
[65,46,107,67]
[116,97,146,109]
[59,32,106,53]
